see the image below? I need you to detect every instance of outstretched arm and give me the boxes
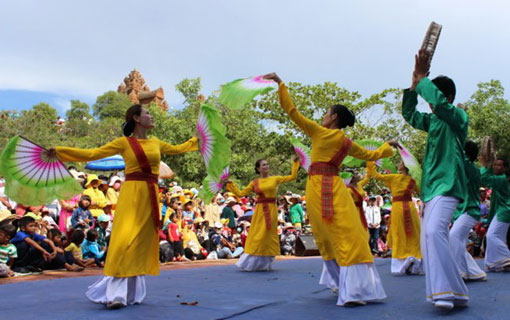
[348,141,393,162]
[159,137,199,155]
[226,180,254,197]
[55,137,124,162]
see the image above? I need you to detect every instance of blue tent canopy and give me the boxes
[85,155,125,171]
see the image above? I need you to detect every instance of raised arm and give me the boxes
[226,180,254,197]
[55,137,124,162]
[415,77,468,131]
[277,161,301,184]
[358,174,370,188]
[480,167,504,189]
[348,141,393,162]
[159,137,198,155]
[277,82,323,138]
[402,89,431,132]
[366,161,392,184]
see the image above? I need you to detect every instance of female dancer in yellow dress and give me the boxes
[264,72,394,306]
[319,170,370,292]
[367,160,422,275]
[226,157,300,271]
[52,105,198,309]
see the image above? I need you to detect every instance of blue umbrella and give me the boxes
[85,155,125,171]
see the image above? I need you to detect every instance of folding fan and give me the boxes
[219,75,277,109]
[342,139,396,173]
[398,143,422,187]
[290,137,311,171]
[0,136,83,206]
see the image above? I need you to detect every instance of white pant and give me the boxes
[319,260,386,306]
[236,254,275,271]
[86,276,146,305]
[449,213,486,280]
[391,257,423,275]
[422,196,468,302]
[484,216,510,271]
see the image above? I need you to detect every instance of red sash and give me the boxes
[392,178,416,236]
[126,137,161,230]
[308,138,352,220]
[348,186,368,230]
[253,179,275,230]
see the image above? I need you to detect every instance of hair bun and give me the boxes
[122,121,135,137]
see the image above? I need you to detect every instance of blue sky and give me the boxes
[1,0,509,116]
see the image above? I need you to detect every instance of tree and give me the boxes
[93,91,133,120]
[66,100,92,120]
[465,80,510,158]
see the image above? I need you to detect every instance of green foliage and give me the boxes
[0,77,507,196]
[93,91,132,120]
[465,80,510,158]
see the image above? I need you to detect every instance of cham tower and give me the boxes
[117,69,169,111]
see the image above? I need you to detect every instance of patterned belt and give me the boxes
[256,197,276,230]
[309,162,339,220]
[125,172,160,229]
[392,195,413,236]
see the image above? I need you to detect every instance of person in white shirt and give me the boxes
[365,196,381,254]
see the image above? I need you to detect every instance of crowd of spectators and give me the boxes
[0,169,307,277]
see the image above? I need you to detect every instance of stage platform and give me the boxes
[1,258,507,319]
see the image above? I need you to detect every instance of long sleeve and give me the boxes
[56,137,125,162]
[159,137,198,155]
[480,167,500,188]
[358,175,370,188]
[276,161,300,184]
[348,141,393,162]
[366,161,392,184]
[70,209,80,228]
[90,244,105,259]
[415,77,468,132]
[226,181,254,197]
[402,89,431,132]
[278,82,323,138]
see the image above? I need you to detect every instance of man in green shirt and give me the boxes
[402,49,468,310]
[480,157,510,272]
[449,141,487,281]
[221,197,237,229]
[289,194,304,230]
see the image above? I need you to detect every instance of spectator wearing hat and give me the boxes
[289,194,304,230]
[82,174,108,218]
[96,214,111,249]
[182,218,206,260]
[106,176,122,214]
[204,195,222,226]
[221,197,237,229]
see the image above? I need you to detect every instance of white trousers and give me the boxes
[236,253,275,271]
[319,259,386,306]
[86,276,146,305]
[449,213,486,280]
[422,196,468,302]
[391,257,423,275]
[484,216,510,271]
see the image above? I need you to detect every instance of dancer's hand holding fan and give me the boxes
[0,136,83,206]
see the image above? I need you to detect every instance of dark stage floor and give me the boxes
[2,258,507,319]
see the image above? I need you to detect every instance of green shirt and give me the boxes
[289,203,304,224]
[480,167,510,223]
[402,77,468,203]
[453,159,481,221]
[221,206,236,228]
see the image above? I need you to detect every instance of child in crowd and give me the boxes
[182,200,196,221]
[0,223,17,277]
[71,195,94,230]
[65,229,96,267]
[47,228,84,271]
[11,216,82,272]
[167,213,185,261]
[182,218,207,260]
[81,229,106,267]
[95,214,110,249]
